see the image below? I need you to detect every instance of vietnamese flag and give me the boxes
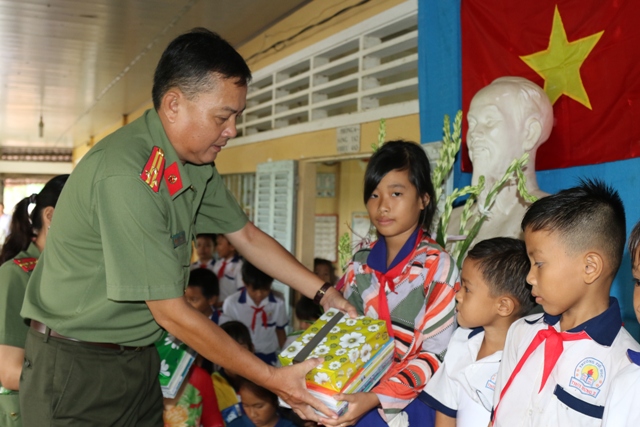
[461,0,640,171]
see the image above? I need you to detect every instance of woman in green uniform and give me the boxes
[0,175,68,426]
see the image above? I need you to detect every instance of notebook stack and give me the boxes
[279,309,395,415]
[155,331,197,399]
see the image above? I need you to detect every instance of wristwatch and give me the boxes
[313,282,333,304]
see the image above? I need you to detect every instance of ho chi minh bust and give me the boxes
[449,76,554,244]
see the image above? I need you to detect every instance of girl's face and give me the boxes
[633,251,640,323]
[366,168,427,247]
[239,386,278,427]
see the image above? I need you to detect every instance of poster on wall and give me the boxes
[315,215,338,262]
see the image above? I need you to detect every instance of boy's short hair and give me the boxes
[221,320,254,351]
[188,268,219,298]
[466,237,535,316]
[521,178,626,276]
[242,262,273,291]
[629,221,640,265]
[196,233,216,243]
[295,296,323,323]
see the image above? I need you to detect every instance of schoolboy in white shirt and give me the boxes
[220,261,288,366]
[601,220,640,426]
[212,234,244,305]
[422,237,535,427]
[491,179,640,427]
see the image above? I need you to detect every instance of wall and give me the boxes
[418,1,640,336]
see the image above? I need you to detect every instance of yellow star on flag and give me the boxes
[520,6,603,109]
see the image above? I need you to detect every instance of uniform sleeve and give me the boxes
[195,170,248,235]
[0,264,30,348]
[219,297,237,325]
[422,356,459,417]
[372,249,459,421]
[95,175,185,301]
[190,366,224,427]
[275,298,289,329]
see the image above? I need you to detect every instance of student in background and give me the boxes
[314,258,336,286]
[422,237,535,427]
[0,175,68,427]
[282,296,323,349]
[221,262,288,366]
[214,234,245,305]
[229,378,297,427]
[191,233,218,272]
[186,268,221,324]
[326,141,459,427]
[491,179,640,426]
[602,220,640,426]
[213,321,254,426]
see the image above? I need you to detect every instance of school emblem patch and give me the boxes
[569,358,606,397]
[485,372,497,391]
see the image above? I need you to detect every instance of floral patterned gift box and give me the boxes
[279,308,393,394]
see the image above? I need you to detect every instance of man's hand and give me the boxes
[319,391,379,426]
[269,358,339,422]
[320,286,357,319]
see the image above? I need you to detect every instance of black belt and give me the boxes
[30,320,148,352]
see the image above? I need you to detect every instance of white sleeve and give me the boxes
[275,298,289,328]
[602,364,640,427]
[423,358,459,417]
[219,297,236,325]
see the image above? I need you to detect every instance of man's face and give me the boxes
[467,86,524,182]
[171,76,246,165]
[196,236,215,262]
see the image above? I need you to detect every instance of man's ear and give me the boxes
[583,252,604,285]
[496,295,517,317]
[522,117,542,152]
[159,89,182,123]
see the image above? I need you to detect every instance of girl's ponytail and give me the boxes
[0,197,34,264]
[0,174,69,265]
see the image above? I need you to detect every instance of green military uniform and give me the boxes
[0,243,40,426]
[20,109,248,426]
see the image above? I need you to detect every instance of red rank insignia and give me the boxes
[164,162,183,196]
[13,257,37,273]
[140,146,165,192]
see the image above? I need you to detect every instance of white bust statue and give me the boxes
[449,76,553,242]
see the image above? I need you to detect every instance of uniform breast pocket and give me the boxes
[554,385,605,420]
[171,230,190,267]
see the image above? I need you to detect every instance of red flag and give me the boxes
[461,0,640,171]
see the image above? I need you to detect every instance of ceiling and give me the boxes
[0,0,309,154]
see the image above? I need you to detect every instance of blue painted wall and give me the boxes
[418,1,639,337]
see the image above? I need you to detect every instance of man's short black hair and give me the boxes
[466,237,535,316]
[196,233,216,243]
[242,261,273,291]
[188,268,219,299]
[152,27,252,110]
[521,178,626,276]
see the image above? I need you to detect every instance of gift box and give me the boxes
[278,308,394,414]
[155,331,197,399]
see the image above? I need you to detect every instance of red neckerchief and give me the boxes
[372,229,424,339]
[217,259,228,280]
[492,325,591,424]
[250,306,267,331]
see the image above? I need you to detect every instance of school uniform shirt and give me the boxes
[341,228,459,422]
[422,327,501,427]
[190,258,216,273]
[601,350,640,426]
[219,289,288,355]
[492,298,640,427]
[213,256,244,303]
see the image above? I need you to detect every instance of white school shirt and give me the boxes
[219,288,288,355]
[601,349,640,426]
[190,258,216,273]
[492,298,640,427]
[422,327,501,427]
[212,256,244,302]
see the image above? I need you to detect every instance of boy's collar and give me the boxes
[238,288,276,304]
[627,349,640,366]
[368,228,421,273]
[539,297,622,346]
[468,326,484,339]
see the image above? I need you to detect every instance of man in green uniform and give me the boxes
[20,28,354,427]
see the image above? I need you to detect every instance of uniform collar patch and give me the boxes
[164,162,183,196]
[13,257,37,273]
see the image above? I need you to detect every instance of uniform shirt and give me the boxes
[190,258,216,273]
[341,228,459,421]
[212,255,244,303]
[492,298,640,427]
[422,327,501,427]
[220,289,288,355]
[21,109,248,347]
[601,350,640,427]
[0,242,40,426]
